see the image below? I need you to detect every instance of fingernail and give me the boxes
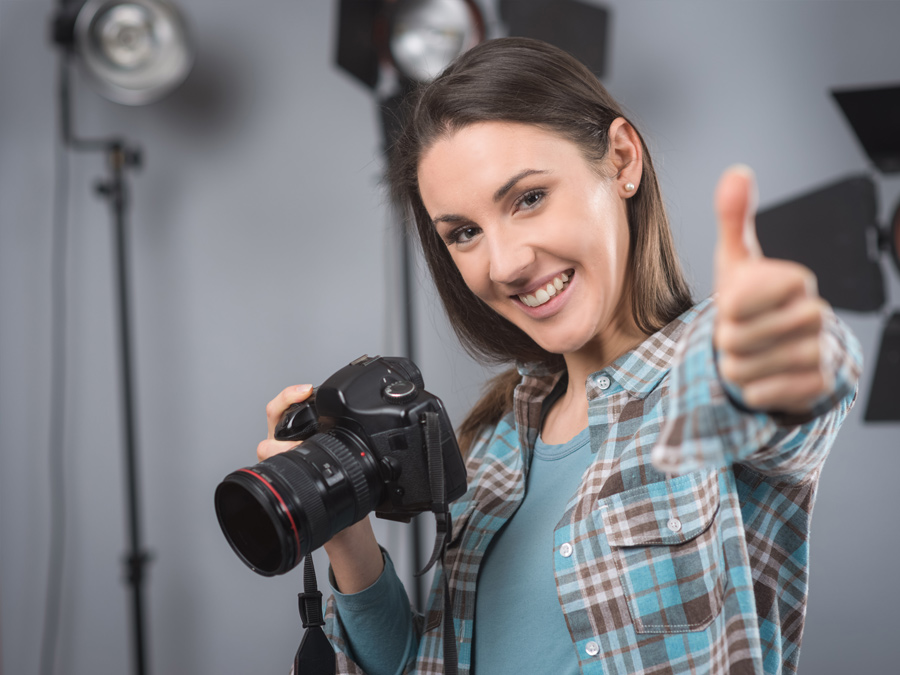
[295,384,312,394]
[729,163,755,178]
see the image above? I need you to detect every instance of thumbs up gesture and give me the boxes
[713,166,833,415]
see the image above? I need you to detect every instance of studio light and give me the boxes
[55,0,193,105]
[756,84,900,421]
[388,0,484,83]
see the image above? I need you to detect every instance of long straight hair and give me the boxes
[388,38,694,449]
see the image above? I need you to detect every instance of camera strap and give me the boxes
[293,554,336,675]
[416,411,459,675]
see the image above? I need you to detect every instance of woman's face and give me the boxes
[418,121,638,359]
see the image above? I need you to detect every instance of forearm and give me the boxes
[324,517,384,594]
[326,548,418,675]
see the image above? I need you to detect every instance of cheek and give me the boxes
[449,253,489,300]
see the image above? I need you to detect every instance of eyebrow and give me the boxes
[431,168,549,226]
[493,169,548,203]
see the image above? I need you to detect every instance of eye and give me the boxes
[515,189,546,212]
[445,224,481,246]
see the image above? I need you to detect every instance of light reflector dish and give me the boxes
[75,0,193,105]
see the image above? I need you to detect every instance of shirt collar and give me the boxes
[592,299,708,400]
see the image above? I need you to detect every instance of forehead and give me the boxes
[418,122,586,207]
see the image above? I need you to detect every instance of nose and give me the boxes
[487,226,536,287]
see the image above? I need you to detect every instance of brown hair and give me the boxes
[389,38,693,451]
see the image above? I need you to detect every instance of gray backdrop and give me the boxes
[1,1,899,674]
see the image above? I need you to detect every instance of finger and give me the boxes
[740,369,833,415]
[266,384,313,438]
[716,296,826,356]
[718,333,822,386]
[714,165,762,287]
[257,438,302,462]
[716,259,817,322]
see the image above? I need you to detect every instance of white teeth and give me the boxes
[518,272,572,308]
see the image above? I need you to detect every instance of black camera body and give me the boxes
[215,355,467,577]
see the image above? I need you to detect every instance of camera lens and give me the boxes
[214,429,383,576]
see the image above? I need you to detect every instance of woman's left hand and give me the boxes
[712,165,834,415]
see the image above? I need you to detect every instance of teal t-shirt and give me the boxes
[472,426,592,673]
[331,428,592,675]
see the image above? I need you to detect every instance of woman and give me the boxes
[258,38,861,675]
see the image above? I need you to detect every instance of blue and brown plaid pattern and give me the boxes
[324,298,861,674]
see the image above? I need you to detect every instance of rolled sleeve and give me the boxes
[652,299,862,482]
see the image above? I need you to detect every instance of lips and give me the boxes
[517,271,571,307]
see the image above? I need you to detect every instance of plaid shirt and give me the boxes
[325,298,861,674]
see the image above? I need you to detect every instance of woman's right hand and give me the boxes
[256,384,385,593]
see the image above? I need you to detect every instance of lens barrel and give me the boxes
[214,429,383,576]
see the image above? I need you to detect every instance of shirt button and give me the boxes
[585,641,600,656]
[560,542,573,557]
[596,374,611,390]
[667,517,682,533]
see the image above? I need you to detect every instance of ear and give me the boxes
[607,117,643,198]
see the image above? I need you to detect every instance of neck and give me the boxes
[541,320,647,445]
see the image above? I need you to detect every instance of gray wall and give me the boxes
[1,1,898,673]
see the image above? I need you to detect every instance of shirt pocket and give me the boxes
[596,470,725,634]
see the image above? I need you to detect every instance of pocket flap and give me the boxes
[597,471,719,546]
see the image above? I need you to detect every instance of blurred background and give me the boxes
[1,1,898,673]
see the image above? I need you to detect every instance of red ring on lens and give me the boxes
[237,468,302,568]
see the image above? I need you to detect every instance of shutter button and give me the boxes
[560,542,573,558]
[667,517,682,533]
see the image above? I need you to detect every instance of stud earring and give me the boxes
[624,182,635,192]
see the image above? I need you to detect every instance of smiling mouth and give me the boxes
[517,270,573,308]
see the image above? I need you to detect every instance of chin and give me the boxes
[532,335,591,357]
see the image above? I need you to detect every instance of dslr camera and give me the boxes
[214,355,468,576]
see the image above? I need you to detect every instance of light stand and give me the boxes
[59,51,152,675]
[49,1,192,672]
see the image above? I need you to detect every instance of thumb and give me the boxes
[715,164,762,287]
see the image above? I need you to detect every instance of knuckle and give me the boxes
[256,440,269,462]
[780,262,813,294]
[718,355,743,384]
[265,399,280,420]
[808,370,828,396]
[803,300,825,331]
[716,322,740,353]
[796,338,820,367]
[742,383,765,410]
[801,267,819,296]
[715,292,739,320]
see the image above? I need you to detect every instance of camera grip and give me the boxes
[275,400,319,441]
